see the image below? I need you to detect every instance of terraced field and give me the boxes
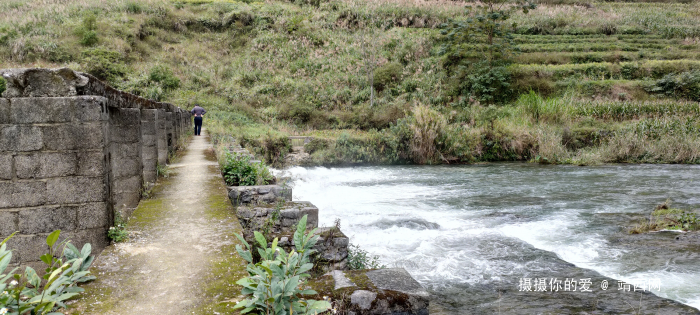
[1,0,698,165]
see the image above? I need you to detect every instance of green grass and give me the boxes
[2,0,699,165]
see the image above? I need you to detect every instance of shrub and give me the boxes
[82,48,127,83]
[303,138,330,154]
[149,65,180,91]
[373,62,403,91]
[647,70,700,101]
[232,215,331,315]
[125,2,143,14]
[0,77,5,96]
[221,152,273,186]
[262,134,291,166]
[76,14,99,46]
[1,230,95,314]
[347,244,385,270]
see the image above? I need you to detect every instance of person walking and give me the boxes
[191,103,206,136]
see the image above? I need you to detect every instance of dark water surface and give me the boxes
[286,164,700,312]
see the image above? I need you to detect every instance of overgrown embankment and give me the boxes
[3,0,700,166]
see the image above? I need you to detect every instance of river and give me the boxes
[285,164,700,313]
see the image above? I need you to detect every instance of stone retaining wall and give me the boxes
[0,68,191,266]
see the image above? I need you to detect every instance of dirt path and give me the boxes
[68,131,247,314]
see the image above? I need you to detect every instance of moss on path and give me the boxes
[67,130,247,314]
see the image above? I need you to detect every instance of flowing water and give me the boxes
[285,164,700,313]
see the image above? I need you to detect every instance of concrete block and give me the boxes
[141,147,158,164]
[75,96,107,122]
[19,206,77,234]
[109,108,141,127]
[10,97,74,124]
[10,235,47,263]
[46,177,105,205]
[77,202,108,230]
[0,181,46,208]
[141,109,157,121]
[111,158,141,178]
[141,120,156,136]
[15,152,76,179]
[114,176,141,193]
[0,125,43,152]
[0,210,18,237]
[77,151,105,176]
[112,143,140,160]
[68,228,109,255]
[0,99,9,124]
[110,125,141,143]
[0,154,12,180]
[142,134,157,147]
[43,123,105,150]
[113,191,141,210]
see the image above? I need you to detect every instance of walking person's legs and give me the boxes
[194,117,202,135]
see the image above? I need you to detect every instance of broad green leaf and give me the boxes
[234,232,250,248]
[46,230,61,247]
[254,231,267,249]
[40,254,53,265]
[271,238,278,253]
[81,243,92,258]
[236,245,253,263]
[283,275,300,295]
[299,289,317,295]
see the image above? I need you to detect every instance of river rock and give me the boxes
[310,268,429,315]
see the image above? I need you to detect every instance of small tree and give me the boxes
[440,0,535,104]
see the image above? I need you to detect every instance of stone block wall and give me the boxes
[0,68,192,265]
[0,96,110,264]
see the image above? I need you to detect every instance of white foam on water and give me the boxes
[286,165,700,310]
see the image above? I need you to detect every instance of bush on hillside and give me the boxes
[75,13,99,46]
[373,62,403,91]
[149,65,180,90]
[0,77,6,96]
[647,70,700,101]
[82,48,127,83]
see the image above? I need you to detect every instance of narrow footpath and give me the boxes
[68,131,247,315]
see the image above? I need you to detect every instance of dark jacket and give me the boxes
[191,106,206,117]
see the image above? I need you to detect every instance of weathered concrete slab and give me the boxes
[1,68,89,98]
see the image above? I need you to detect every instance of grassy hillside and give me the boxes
[2,0,699,165]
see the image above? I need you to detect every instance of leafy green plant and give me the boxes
[81,48,127,83]
[108,211,129,243]
[440,0,535,104]
[221,152,273,186]
[373,62,403,91]
[647,70,700,101]
[75,13,99,46]
[1,230,95,315]
[156,163,170,178]
[233,215,331,315]
[0,77,6,96]
[347,244,385,270]
[678,212,698,230]
[149,65,180,91]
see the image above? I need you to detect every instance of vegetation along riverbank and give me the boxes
[2,0,700,166]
